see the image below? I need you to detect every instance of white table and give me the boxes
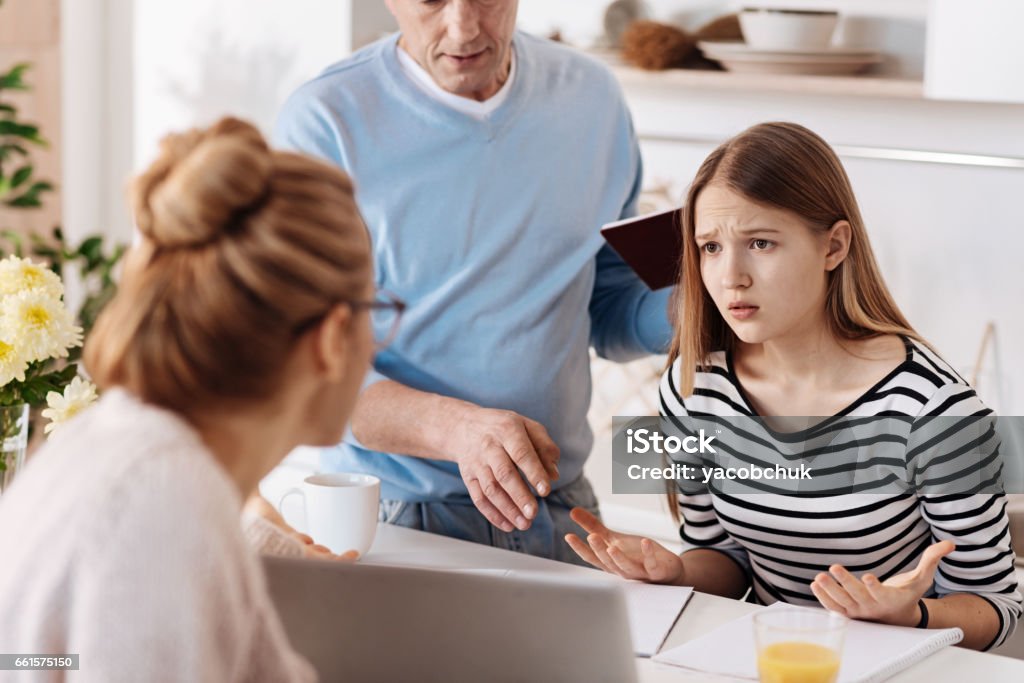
[362,523,1024,682]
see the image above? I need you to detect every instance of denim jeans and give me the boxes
[377,475,601,566]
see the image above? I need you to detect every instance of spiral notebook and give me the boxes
[624,583,693,656]
[652,602,963,683]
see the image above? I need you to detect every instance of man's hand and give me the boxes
[810,540,955,626]
[565,508,686,584]
[350,381,560,532]
[450,405,560,533]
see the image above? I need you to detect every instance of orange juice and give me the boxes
[757,641,840,683]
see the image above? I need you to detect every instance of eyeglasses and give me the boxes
[350,290,406,350]
[293,289,406,350]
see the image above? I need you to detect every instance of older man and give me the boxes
[275,0,671,564]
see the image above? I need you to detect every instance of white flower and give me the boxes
[42,376,98,435]
[0,255,64,299]
[0,288,82,363]
[0,337,29,387]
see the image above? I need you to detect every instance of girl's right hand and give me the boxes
[564,507,686,585]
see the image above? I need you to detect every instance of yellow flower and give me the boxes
[42,376,98,436]
[0,337,29,387]
[0,255,64,299]
[0,288,83,363]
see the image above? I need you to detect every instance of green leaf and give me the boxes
[10,165,31,188]
[7,194,40,208]
[19,384,46,406]
[78,236,103,262]
[7,180,53,208]
[0,64,31,90]
[57,364,79,383]
[0,120,45,145]
[30,246,59,261]
[0,229,24,257]
[0,144,29,164]
[0,383,18,405]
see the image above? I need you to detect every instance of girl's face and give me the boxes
[694,184,847,346]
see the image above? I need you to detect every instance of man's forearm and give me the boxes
[350,380,467,462]
[350,380,561,531]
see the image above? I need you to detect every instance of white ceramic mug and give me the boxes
[280,473,380,556]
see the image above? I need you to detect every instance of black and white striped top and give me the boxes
[659,337,1022,650]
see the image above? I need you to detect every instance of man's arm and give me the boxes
[589,105,675,361]
[590,245,675,361]
[350,379,560,532]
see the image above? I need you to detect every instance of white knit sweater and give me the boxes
[0,389,316,682]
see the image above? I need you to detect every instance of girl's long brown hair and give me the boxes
[667,122,922,396]
[664,122,923,523]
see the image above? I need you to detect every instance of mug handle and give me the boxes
[279,487,306,520]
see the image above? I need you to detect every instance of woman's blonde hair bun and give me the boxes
[88,115,371,412]
[133,117,272,249]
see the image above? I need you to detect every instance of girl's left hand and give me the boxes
[810,540,955,626]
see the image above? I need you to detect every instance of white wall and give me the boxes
[62,0,134,244]
[133,1,350,170]
[926,0,1024,104]
[65,1,399,243]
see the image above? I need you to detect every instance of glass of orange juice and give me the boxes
[754,608,847,683]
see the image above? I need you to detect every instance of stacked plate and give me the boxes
[698,41,882,76]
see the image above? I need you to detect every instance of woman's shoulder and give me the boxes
[0,390,252,609]
[37,389,215,484]
[29,389,244,540]
[884,337,990,416]
[660,351,750,416]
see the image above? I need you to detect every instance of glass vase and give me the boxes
[0,404,30,496]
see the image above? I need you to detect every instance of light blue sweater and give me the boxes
[275,31,673,501]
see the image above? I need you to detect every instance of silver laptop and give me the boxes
[262,556,638,683]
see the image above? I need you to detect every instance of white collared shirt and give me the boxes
[396,44,516,120]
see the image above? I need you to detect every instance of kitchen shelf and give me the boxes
[591,51,924,100]
[610,63,923,100]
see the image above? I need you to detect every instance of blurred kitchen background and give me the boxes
[4,1,1023,564]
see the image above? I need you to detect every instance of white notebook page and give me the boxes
[654,602,962,683]
[624,582,694,656]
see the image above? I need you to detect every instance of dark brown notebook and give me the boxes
[600,207,683,290]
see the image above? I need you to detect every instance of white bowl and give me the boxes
[739,8,839,51]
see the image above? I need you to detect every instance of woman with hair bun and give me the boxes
[0,117,391,680]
